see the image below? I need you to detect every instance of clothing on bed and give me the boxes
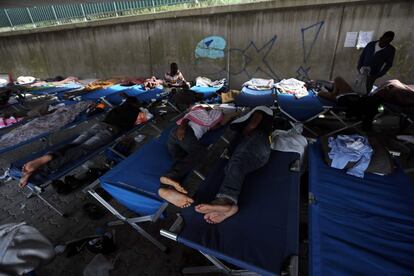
[328,135,373,178]
[84,79,120,91]
[195,77,225,88]
[177,106,223,139]
[30,76,79,88]
[0,101,91,148]
[103,100,141,131]
[243,78,274,90]
[271,124,307,160]
[275,78,309,99]
[143,76,164,90]
[0,116,24,128]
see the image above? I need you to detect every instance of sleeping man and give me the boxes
[158,105,239,208]
[195,106,274,224]
[19,95,143,188]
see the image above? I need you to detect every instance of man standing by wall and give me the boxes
[357,31,396,93]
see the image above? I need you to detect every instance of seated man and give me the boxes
[164,62,189,89]
[158,105,239,208]
[19,95,143,188]
[195,106,274,224]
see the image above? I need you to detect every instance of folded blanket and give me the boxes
[195,77,225,88]
[275,78,309,99]
[243,78,274,90]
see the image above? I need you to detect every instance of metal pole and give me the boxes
[80,4,87,21]
[4,9,14,29]
[51,5,60,25]
[26,8,36,28]
[152,0,156,12]
[113,2,119,16]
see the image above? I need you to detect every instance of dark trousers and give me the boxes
[366,75,377,94]
[216,131,271,204]
[43,122,118,172]
[163,125,207,183]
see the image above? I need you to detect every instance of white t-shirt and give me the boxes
[374,42,384,53]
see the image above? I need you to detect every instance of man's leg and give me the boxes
[196,132,271,223]
[159,125,205,207]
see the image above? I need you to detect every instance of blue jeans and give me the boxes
[164,125,207,182]
[217,131,271,204]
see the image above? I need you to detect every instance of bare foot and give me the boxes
[195,203,232,214]
[23,155,53,174]
[19,171,33,188]
[158,188,194,208]
[160,176,187,194]
[195,197,235,214]
[204,205,238,224]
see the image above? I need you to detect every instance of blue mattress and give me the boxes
[276,90,327,122]
[178,150,300,276]
[105,85,165,105]
[190,85,224,99]
[234,86,275,107]
[99,126,225,216]
[81,84,130,101]
[309,142,414,275]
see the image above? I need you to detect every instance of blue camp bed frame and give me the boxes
[160,150,301,275]
[105,84,167,105]
[25,83,84,99]
[276,90,362,137]
[190,84,225,99]
[83,124,229,251]
[0,102,105,156]
[8,119,161,217]
[308,142,414,275]
[234,86,276,107]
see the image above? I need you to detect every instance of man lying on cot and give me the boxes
[18,94,143,188]
[158,104,240,207]
[195,106,273,224]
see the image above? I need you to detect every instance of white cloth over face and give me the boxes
[275,78,309,99]
[243,78,274,90]
[0,222,55,275]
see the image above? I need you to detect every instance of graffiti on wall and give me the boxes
[194,35,279,80]
[194,21,324,82]
[296,21,324,81]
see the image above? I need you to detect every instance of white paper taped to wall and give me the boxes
[344,32,358,47]
[357,31,374,49]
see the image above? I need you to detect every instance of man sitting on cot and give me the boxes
[18,94,143,188]
[158,105,240,208]
[164,62,190,89]
[195,106,274,224]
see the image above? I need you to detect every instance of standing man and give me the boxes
[357,31,396,93]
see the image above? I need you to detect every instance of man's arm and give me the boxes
[177,118,189,140]
[242,111,263,136]
[357,43,369,71]
[377,48,395,78]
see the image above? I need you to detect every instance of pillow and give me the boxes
[321,136,394,175]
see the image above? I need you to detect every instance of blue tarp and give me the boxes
[234,86,275,107]
[178,150,300,276]
[309,142,414,276]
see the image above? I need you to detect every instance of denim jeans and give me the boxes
[217,130,271,204]
[44,122,118,172]
[164,125,207,183]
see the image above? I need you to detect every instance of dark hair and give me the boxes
[382,31,395,40]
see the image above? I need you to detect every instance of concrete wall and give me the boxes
[0,0,413,89]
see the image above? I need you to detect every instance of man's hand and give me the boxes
[177,125,186,140]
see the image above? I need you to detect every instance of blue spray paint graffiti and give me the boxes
[296,21,324,81]
[195,35,227,59]
[194,35,279,80]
